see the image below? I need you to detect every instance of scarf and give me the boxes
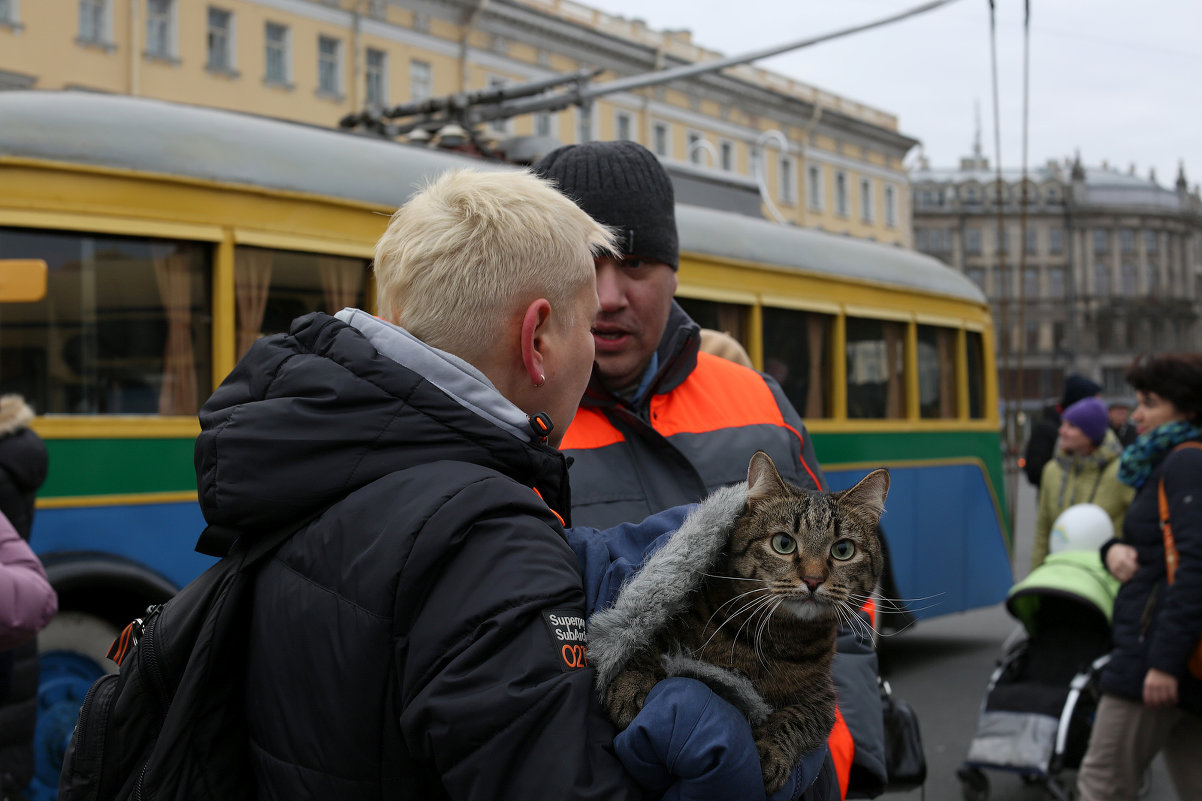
[1116,419,1202,489]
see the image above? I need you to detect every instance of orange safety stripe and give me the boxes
[530,487,566,528]
[650,354,823,487]
[560,406,626,450]
[862,597,877,629]
[827,706,854,800]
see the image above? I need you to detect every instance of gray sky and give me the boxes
[585,0,1202,188]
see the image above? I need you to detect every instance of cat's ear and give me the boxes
[838,468,890,524]
[746,450,787,505]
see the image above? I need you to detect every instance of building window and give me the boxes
[1049,228,1064,254]
[317,35,342,97]
[688,132,704,165]
[0,0,15,25]
[1025,228,1038,255]
[1148,265,1159,296]
[964,185,980,205]
[720,141,733,172]
[1094,262,1110,296]
[807,165,823,211]
[1025,320,1040,353]
[1093,228,1108,254]
[535,111,553,137]
[1120,228,1135,253]
[145,0,174,58]
[859,178,873,222]
[263,21,289,85]
[1048,267,1065,297]
[835,171,848,217]
[1121,263,1137,295]
[487,76,509,134]
[780,157,796,205]
[365,0,386,19]
[1023,267,1039,297]
[365,47,387,107]
[966,267,985,290]
[653,122,669,157]
[884,185,896,228]
[410,59,431,102]
[1145,229,1159,253]
[79,0,109,43]
[206,7,234,72]
[615,111,632,141]
[965,228,982,255]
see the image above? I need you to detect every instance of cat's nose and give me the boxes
[802,576,823,592]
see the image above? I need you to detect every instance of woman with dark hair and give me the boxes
[1077,353,1202,801]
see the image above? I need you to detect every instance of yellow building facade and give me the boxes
[0,0,917,244]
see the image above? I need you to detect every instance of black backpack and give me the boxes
[57,519,309,801]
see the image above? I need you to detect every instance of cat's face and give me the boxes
[724,452,888,624]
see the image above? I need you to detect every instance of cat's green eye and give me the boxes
[771,533,797,555]
[830,540,856,561]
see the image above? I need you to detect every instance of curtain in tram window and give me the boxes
[153,252,197,415]
[806,315,826,418]
[319,256,363,314]
[235,249,273,357]
[938,329,956,417]
[885,322,904,419]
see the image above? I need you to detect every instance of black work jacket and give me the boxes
[1100,440,1202,716]
[195,312,641,801]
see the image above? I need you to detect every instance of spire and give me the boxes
[1071,149,1085,182]
[973,99,982,159]
[1176,160,1188,192]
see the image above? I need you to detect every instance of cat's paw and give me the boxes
[605,671,656,730]
[756,738,794,796]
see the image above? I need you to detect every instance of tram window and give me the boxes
[917,324,958,419]
[846,317,905,419]
[762,306,830,418]
[0,227,211,415]
[675,297,748,347]
[235,247,370,356]
[966,330,986,418]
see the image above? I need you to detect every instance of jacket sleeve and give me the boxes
[566,504,695,615]
[1032,461,1057,570]
[762,374,827,491]
[397,483,642,801]
[1148,447,1202,677]
[1023,420,1057,487]
[831,617,886,799]
[0,510,57,650]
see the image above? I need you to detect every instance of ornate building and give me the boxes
[0,0,918,244]
[912,146,1202,401]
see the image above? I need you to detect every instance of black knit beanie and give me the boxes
[532,140,679,269]
[1061,374,1102,408]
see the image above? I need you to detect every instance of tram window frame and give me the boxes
[917,324,958,419]
[762,306,831,419]
[0,227,213,415]
[966,330,986,418]
[675,297,749,354]
[845,316,906,420]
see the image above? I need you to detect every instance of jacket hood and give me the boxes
[588,483,774,723]
[195,311,570,532]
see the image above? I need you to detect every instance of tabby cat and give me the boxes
[601,451,888,793]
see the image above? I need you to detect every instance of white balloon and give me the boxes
[1049,503,1115,554]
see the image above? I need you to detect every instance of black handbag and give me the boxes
[880,677,927,793]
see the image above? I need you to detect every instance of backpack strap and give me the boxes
[1158,440,1202,584]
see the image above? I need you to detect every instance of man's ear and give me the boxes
[520,298,552,386]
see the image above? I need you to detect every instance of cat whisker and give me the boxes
[701,572,770,583]
[696,592,777,657]
[726,594,780,662]
[702,586,774,631]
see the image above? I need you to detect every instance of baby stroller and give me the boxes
[957,534,1120,801]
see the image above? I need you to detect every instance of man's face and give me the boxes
[591,256,677,391]
[1108,406,1129,427]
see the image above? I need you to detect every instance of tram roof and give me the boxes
[1,91,984,305]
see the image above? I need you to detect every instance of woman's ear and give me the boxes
[520,298,552,387]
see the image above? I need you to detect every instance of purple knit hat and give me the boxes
[1062,397,1109,445]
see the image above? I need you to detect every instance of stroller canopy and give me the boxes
[1007,550,1120,637]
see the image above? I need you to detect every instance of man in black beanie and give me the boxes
[1022,373,1103,488]
[534,141,886,801]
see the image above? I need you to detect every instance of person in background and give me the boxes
[1076,353,1202,801]
[698,328,753,369]
[1108,399,1138,449]
[196,169,816,801]
[0,394,50,801]
[1023,374,1103,488]
[533,140,887,801]
[1031,397,1134,571]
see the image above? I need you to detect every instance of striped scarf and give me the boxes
[1116,419,1202,489]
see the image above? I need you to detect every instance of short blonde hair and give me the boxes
[374,169,616,359]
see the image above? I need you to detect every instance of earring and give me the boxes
[535,374,546,388]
